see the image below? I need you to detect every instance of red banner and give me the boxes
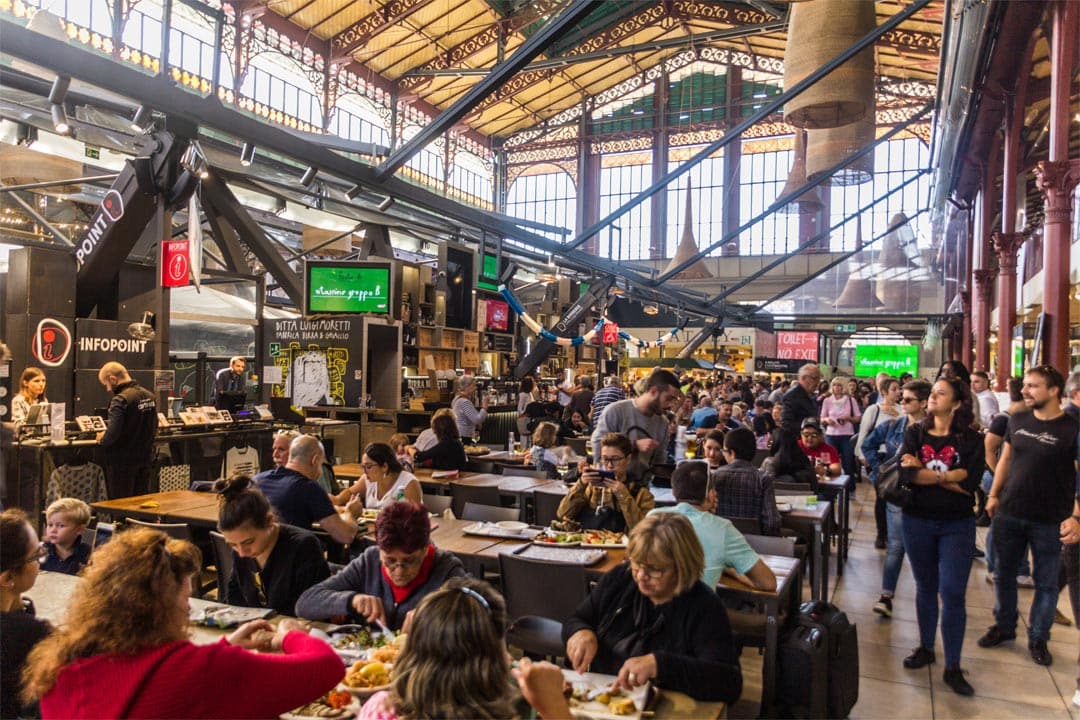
[602,321,620,345]
[775,331,819,361]
[161,239,190,288]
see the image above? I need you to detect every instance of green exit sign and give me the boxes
[774,322,794,329]
[84,146,100,160]
[835,324,856,333]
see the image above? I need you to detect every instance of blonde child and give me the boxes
[41,498,91,575]
[389,432,414,472]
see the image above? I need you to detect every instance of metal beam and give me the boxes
[676,317,726,359]
[514,276,614,379]
[663,104,931,285]
[708,166,931,304]
[564,0,932,252]
[199,173,304,307]
[0,175,119,193]
[374,0,604,180]
[2,186,72,246]
[750,207,932,314]
[202,201,252,272]
[402,20,787,78]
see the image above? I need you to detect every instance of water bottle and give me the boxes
[396,487,405,501]
[508,431,515,453]
[674,425,688,463]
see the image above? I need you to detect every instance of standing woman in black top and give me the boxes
[897,377,984,696]
[215,475,330,616]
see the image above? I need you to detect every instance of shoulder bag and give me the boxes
[877,426,915,508]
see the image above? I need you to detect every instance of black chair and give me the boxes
[566,437,588,458]
[209,531,235,604]
[461,502,521,523]
[774,482,813,494]
[726,534,802,651]
[751,449,771,468]
[744,533,798,558]
[505,468,549,479]
[464,460,500,474]
[80,527,97,552]
[727,516,762,536]
[533,490,565,528]
[125,517,193,540]
[423,494,453,516]
[94,522,115,548]
[499,552,589,658]
[450,483,501,518]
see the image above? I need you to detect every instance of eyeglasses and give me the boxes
[380,551,425,570]
[900,396,919,404]
[801,431,821,438]
[22,544,47,566]
[599,455,626,467]
[629,560,669,579]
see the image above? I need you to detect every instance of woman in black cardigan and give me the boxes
[411,413,468,470]
[562,513,742,703]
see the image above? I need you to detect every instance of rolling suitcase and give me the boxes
[777,622,829,718]
[800,600,859,718]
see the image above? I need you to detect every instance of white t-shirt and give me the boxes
[223,445,260,480]
[364,471,422,509]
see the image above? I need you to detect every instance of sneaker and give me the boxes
[1071,688,1080,708]
[943,667,975,696]
[874,537,887,549]
[873,595,893,618]
[1029,639,1053,666]
[977,625,1016,648]
[903,646,936,669]
[1054,608,1073,626]
[1017,575,1035,588]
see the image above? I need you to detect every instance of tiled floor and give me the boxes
[732,482,1080,718]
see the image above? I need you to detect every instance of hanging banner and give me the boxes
[161,239,190,288]
[602,321,620,345]
[188,193,203,290]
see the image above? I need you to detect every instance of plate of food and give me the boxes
[281,689,358,719]
[534,529,583,546]
[340,660,393,698]
[464,445,491,456]
[562,670,653,720]
[580,530,628,548]
[328,625,407,662]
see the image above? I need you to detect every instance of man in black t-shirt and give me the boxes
[980,366,1080,667]
[96,362,157,498]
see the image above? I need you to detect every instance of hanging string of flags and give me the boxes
[498,283,681,349]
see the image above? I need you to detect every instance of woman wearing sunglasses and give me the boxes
[556,432,655,532]
[296,501,465,630]
[563,513,742,703]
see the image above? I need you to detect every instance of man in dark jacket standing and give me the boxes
[781,363,822,433]
[96,362,157,498]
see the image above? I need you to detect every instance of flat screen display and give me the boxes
[305,261,392,315]
[477,253,500,292]
[484,299,509,331]
[853,344,919,376]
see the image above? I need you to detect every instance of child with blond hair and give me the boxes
[41,498,92,574]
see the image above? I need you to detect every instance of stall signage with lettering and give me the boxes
[775,331,819,361]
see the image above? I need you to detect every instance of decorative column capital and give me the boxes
[959,289,971,314]
[992,231,1025,272]
[973,268,998,302]
[1035,159,1080,224]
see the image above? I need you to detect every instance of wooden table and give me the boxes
[91,490,217,523]
[717,554,802,717]
[780,500,833,601]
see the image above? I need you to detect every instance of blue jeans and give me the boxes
[825,434,857,485]
[991,512,1064,643]
[902,514,975,667]
[882,502,906,595]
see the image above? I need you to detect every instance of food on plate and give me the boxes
[464,445,490,455]
[344,660,390,689]
[609,696,635,715]
[332,626,404,651]
[287,690,353,717]
[536,531,583,544]
[369,641,403,663]
[581,529,627,546]
[550,518,581,533]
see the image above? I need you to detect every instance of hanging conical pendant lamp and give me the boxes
[663,179,713,279]
[835,278,884,309]
[780,130,825,214]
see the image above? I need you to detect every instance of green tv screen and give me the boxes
[853,345,918,376]
[306,263,390,314]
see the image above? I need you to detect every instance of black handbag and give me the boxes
[876,455,912,507]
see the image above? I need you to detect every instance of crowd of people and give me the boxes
[5,361,1080,716]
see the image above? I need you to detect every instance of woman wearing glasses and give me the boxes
[215,474,330,617]
[563,513,742,703]
[358,577,571,720]
[860,380,931,620]
[296,502,465,630]
[352,442,422,508]
[1,509,51,719]
[556,432,655,532]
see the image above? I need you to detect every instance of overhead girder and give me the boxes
[374,0,605,180]
[562,0,932,257]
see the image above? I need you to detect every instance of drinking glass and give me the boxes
[471,429,480,447]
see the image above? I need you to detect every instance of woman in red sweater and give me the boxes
[22,528,343,719]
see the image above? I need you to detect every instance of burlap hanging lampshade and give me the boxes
[806,109,876,185]
[835,277,884,309]
[779,129,824,214]
[783,0,877,129]
[662,179,713,280]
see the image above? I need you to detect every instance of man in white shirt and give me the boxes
[972,371,1000,427]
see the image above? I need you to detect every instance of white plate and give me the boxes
[496,520,529,532]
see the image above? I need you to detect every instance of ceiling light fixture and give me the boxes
[48,75,70,105]
[239,142,256,167]
[378,196,395,211]
[130,105,151,132]
[180,142,209,180]
[345,184,363,200]
[50,104,70,134]
[300,165,318,187]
